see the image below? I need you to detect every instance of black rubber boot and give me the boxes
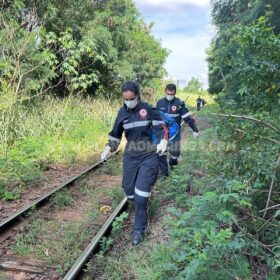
[169,157,178,167]
[132,230,145,246]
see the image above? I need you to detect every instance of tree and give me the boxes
[207,2,280,277]
[209,1,280,113]
[86,0,168,94]
[0,0,168,155]
[183,77,204,93]
[209,17,280,113]
[0,2,56,156]
[1,0,168,97]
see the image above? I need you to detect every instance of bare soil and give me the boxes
[0,159,97,221]
[0,161,123,280]
[84,114,210,279]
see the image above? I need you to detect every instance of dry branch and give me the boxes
[262,155,280,218]
[234,128,280,144]
[259,203,280,213]
[211,113,280,134]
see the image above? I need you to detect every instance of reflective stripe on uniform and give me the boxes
[170,155,178,159]
[167,113,180,117]
[181,112,192,119]
[135,188,151,198]
[127,195,134,199]
[169,134,177,141]
[109,135,121,142]
[123,120,150,130]
[152,120,165,126]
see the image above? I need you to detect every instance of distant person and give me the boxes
[196,96,202,111]
[156,83,199,177]
[197,96,202,111]
[202,98,207,107]
[101,81,168,246]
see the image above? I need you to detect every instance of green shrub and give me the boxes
[0,96,120,200]
[148,126,279,279]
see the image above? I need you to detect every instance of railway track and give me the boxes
[0,152,119,232]
[0,153,127,280]
[0,119,196,280]
[64,197,128,280]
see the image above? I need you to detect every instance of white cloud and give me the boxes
[162,30,211,86]
[137,0,209,6]
[134,0,212,87]
[136,0,210,10]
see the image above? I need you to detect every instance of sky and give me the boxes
[134,0,212,88]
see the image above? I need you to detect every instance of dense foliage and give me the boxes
[153,120,280,279]
[203,0,280,278]
[0,1,168,199]
[0,0,168,98]
[209,0,280,113]
[110,1,280,279]
[183,77,204,94]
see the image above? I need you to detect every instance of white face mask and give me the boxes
[125,98,138,109]
[166,95,175,101]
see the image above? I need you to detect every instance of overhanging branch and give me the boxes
[211,113,280,134]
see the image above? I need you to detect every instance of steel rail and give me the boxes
[63,196,128,280]
[0,151,120,232]
[64,118,191,279]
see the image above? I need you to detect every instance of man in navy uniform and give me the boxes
[156,83,198,177]
[197,96,203,111]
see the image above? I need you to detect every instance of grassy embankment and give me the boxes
[0,91,212,202]
[0,96,120,200]
[12,155,124,275]
[89,100,279,280]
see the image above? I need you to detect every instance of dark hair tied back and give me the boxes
[121,80,140,96]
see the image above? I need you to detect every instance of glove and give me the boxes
[101,146,111,161]
[192,131,199,138]
[156,139,168,155]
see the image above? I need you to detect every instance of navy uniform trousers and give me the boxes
[123,151,159,232]
[156,97,198,177]
[159,139,181,177]
[108,101,168,233]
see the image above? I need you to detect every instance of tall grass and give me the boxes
[0,91,213,200]
[0,96,120,200]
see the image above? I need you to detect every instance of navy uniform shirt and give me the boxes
[156,97,198,136]
[108,101,168,154]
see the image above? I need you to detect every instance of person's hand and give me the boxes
[101,146,111,161]
[156,139,168,155]
[192,131,199,139]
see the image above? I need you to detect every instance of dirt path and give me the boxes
[85,114,212,279]
[0,156,123,279]
[0,157,101,222]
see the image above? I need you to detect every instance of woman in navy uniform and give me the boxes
[101,81,168,246]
